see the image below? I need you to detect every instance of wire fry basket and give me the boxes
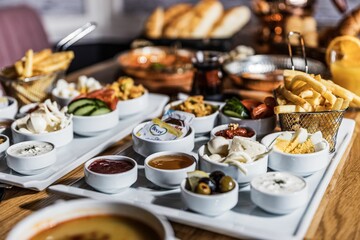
[278,110,345,152]
[0,71,63,106]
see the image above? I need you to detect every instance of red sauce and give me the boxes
[88,159,134,174]
[215,127,255,139]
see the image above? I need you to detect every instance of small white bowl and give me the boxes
[51,88,75,107]
[117,91,149,119]
[0,118,13,136]
[250,172,309,214]
[164,100,219,135]
[198,145,268,186]
[72,109,118,136]
[180,179,239,216]
[11,120,73,148]
[219,109,276,138]
[84,155,138,194]
[210,124,256,140]
[7,199,175,240]
[132,122,195,157]
[0,96,18,119]
[261,132,330,176]
[0,134,10,156]
[6,141,56,175]
[145,151,196,189]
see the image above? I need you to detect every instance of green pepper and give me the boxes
[222,98,250,119]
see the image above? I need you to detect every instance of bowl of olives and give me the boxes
[180,170,238,216]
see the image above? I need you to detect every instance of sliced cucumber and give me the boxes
[68,99,96,113]
[94,99,107,108]
[223,109,243,118]
[73,105,97,116]
[90,107,111,116]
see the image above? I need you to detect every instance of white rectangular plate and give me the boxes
[0,93,169,191]
[50,118,355,239]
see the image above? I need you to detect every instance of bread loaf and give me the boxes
[163,11,195,38]
[145,7,164,39]
[209,6,250,38]
[163,3,192,27]
[182,0,223,38]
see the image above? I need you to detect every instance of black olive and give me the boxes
[195,182,211,195]
[219,176,236,193]
[198,177,216,193]
[209,171,225,190]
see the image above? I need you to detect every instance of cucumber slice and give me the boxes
[223,109,243,118]
[68,99,96,113]
[94,99,107,108]
[90,107,111,116]
[73,105,97,116]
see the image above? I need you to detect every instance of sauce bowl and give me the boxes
[250,172,309,214]
[6,141,56,175]
[84,155,138,194]
[145,151,196,189]
[210,124,256,140]
[0,96,18,119]
[7,199,175,240]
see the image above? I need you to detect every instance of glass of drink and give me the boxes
[329,49,360,96]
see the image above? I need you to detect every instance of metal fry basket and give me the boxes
[278,110,345,152]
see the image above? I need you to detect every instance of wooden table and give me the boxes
[1,60,360,240]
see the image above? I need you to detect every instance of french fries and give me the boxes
[1,48,74,80]
[275,70,360,113]
[0,49,74,105]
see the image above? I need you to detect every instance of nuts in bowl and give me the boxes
[181,170,238,216]
[164,96,219,135]
[108,77,148,118]
[11,99,73,148]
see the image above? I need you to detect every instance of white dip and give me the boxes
[252,172,306,194]
[9,142,53,157]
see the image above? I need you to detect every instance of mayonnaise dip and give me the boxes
[9,142,54,157]
[251,172,306,195]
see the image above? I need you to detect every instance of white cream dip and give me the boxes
[251,172,306,195]
[9,142,53,157]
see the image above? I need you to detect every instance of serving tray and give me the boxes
[50,118,355,239]
[0,93,169,191]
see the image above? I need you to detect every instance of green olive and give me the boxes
[195,182,211,195]
[219,176,235,193]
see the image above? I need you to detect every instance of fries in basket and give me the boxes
[274,70,360,152]
[274,69,360,114]
[0,49,74,105]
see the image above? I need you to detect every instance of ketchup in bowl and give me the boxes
[88,159,134,174]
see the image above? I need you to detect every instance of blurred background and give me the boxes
[0,0,358,71]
